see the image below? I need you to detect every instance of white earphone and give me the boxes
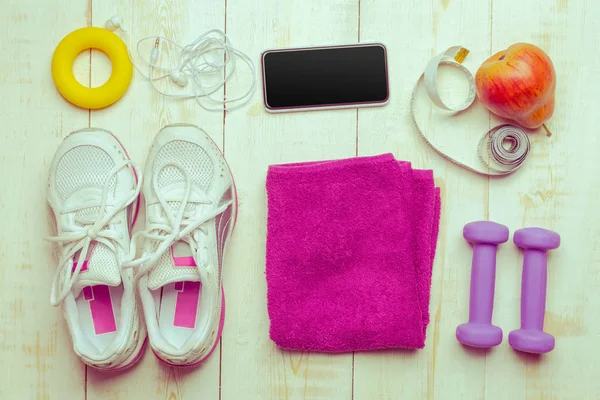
[104,15,256,111]
[105,15,125,32]
[169,68,188,87]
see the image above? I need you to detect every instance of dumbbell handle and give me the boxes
[520,249,548,330]
[469,243,498,324]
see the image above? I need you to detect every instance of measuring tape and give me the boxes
[410,46,530,176]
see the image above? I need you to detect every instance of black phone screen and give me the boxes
[262,44,388,109]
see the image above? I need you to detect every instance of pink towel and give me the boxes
[266,153,441,352]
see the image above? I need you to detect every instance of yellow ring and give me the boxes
[51,27,133,109]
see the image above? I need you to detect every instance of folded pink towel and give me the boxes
[266,153,441,352]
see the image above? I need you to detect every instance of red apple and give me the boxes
[475,43,555,129]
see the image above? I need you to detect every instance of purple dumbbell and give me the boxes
[456,221,509,348]
[509,227,560,354]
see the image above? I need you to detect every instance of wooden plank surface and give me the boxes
[0,0,598,399]
[487,1,600,399]
[221,1,357,399]
[85,1,226,399]
[354,0,492,399]
[0,1,89,399]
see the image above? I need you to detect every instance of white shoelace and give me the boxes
[47,161,142,306]
[122,162,232,282]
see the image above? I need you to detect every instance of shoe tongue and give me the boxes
[147,240,201,290]
[146,187,209,291]
[71,207,122,298]
[71,243,122,297]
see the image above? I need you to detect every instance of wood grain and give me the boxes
[354,0,493,398]
[221,1,358,399]
[1,0,599,399]
[487,0,600,398]
[86,0,226,399]
[0,1,89,399]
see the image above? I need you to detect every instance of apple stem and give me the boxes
[542,123,553,137]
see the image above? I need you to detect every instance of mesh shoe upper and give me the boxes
[125,124,236,365]
[146,139,217,289]
[46,128,144,370]
[54,145,122,292]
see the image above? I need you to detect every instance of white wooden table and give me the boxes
[2,0,598,398]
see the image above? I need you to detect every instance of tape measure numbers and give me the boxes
[410,46,530,176]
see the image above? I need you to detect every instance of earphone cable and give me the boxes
[106,16,256,112]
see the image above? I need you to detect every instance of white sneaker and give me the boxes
[47,128,146,370]
[124,124,236,366]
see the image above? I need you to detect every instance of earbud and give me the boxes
[105,15,124,31]
[169,68,189,87]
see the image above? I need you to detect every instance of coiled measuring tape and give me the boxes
[410,46,530,176]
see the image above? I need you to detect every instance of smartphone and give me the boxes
[261,43,389,112]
